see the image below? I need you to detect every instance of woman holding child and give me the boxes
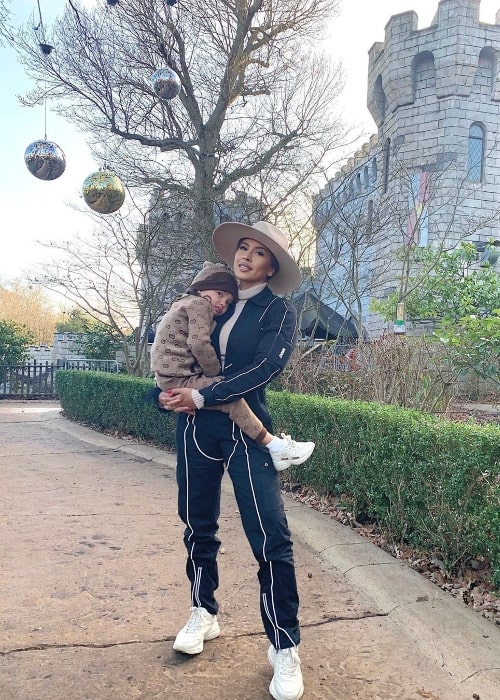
[160,220,307,700]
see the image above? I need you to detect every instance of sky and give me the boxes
[1,0,500,284]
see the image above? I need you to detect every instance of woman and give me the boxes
[160,220,305,700]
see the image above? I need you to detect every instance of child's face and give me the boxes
[200,289,235,316]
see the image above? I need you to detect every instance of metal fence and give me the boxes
[0,362,57,398]
[0,359,119,399]
[62,358,119,372]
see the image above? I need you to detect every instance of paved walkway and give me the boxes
[1,401,499,700]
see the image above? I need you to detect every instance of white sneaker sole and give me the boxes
[269,678,304,700]
[273,443,315,472]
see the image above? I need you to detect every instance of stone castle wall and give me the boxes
[314,0,500,338]
[367,0,500,246]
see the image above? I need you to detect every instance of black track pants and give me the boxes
[175,410,300,650]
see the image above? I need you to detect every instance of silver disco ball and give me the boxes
[151,67,181,100]
[24,139,66,181]
[82,170,126,214]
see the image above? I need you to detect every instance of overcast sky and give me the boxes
[1,0,499,283]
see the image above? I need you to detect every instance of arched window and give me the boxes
[412,51,436,100]
[366,200,374,237]
[333,225,340,259]
[383,138,391,193]
[467,122,485,182]
[474,48,495,91]
[373,75,386,123]
[364,165,370,188]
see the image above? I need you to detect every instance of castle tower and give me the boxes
[312,0,500,339]
[367,0,500,247]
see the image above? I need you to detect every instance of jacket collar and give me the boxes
[215,285,276,326]
[243,285,276,307]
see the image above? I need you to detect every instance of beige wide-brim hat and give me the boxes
[212,220,302,294]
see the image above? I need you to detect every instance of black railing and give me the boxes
[0,362,57,398]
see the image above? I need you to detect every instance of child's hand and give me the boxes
[160,387,196,413]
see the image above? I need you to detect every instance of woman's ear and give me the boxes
[267,262,276,279]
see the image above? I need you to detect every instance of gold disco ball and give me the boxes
[24,139,66,181]
[82,170,125,214]
[151,67,181,100]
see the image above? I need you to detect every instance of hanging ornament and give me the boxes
[151,67,181,101]
[82,170,126,214]
[166,0,178,5]
[24,139,66,181]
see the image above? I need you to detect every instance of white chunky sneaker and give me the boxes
[271,434,315,472]
[172,606,220,654]
[268,645,304,700]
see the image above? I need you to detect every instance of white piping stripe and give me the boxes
[262,592,279,649]
[239,430,268,563]
[263,565,296,649]
[213,373,281,402]
[192,415,225,461]
[207,301,290,402]
[183,416,198,606]
[193,565,202,607]
[257,296,284,324]
[184,417,193,544]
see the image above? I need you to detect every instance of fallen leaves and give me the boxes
[281,481,500,627]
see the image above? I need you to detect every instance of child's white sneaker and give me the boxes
[271,434,315,472]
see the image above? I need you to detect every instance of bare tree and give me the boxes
[12,0,346,260]
[31,192,191,375]
[311,142,500,340]
[0,1,11,43]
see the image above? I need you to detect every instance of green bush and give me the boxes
[56,371,500,586]
[55,370,176,448]
[269,391,500,579]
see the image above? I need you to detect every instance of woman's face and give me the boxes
[233,238,276,290]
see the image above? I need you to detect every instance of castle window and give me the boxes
[474,48,495,91]
[383,139,391,194]
[412,51,436,100]
[333,225,340,259]
[371,158,377,182]
[373,75,386,123]
[366,200,374,237]
[364,165,370,188]
[467,122,485,182]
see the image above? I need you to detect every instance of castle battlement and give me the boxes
[319,134,379,202]
[367,0,500,128]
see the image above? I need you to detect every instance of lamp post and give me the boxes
[394,302,406,335]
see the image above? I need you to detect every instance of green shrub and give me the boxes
[269,391,500,578]
[56,372,500,586]
[55,370,176,447]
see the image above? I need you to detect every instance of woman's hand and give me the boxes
[159,388,197,414]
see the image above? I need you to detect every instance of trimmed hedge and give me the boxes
[56,370,177,448]
[56,371,500,587]
[269,392,500,583]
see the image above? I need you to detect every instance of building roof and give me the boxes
[294,291,359,340]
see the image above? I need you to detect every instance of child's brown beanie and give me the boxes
[187,261,238,300]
